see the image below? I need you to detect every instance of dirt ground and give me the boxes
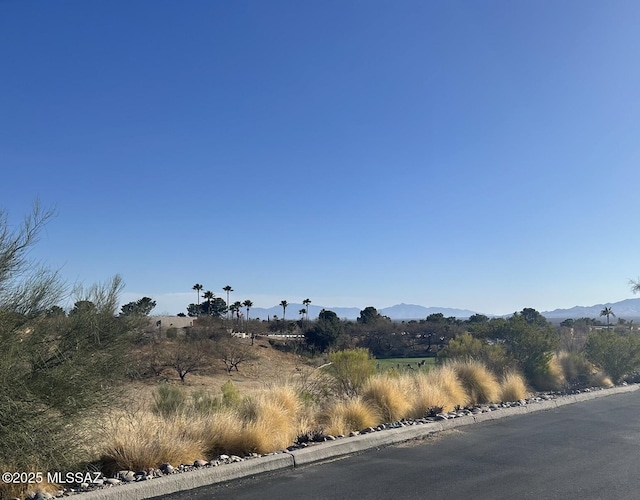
[125,337,324,408]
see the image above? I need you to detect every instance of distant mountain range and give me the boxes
[541,298,640,320]
[244,298,640,321]
[248,303,479,321]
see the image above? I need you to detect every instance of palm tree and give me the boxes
[232,301,243,325]
[243,299,253,322]
[192,284,203,316]
[229,302,241,326]
[202,290,214,316]
[280,300,288,333]
[600,307,615,329]
[243,299,254,345]
[299,308,306,322]
[630,279,640,295]
[223,285,233,319]
[303,298,311,323]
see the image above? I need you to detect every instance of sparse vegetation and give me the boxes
[1,204,634,500]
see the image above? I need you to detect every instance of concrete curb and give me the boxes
[77,384,639,499]
[77,454,293,500]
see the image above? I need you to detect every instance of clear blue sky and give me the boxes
[2,0,639,316]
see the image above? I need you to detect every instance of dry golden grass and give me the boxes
[197,410,246,456]
[499,371,529,402]
[361,374,412,422]
[590,371,614,388]
[216,384,304,454]
[98,411,207,475]
[0,468,61,500]
[425,364,470,410]
[321,398,380,436]
[407,372,456,418]
[449,360,501,405]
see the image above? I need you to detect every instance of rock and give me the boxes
[159,463,174,474]
[194,459,208,467]
[33,492,53,500]
[105,478,121,485]
[231,455,243,462]
[349,431,359,437]
[118,471,135,482]
[324,435,336,441]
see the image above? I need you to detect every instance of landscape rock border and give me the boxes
[57,384,640,500]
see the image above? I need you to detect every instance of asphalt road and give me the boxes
[156,391,640,500]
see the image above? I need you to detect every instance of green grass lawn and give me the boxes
[375,357,437,372]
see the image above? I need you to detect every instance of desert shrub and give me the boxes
[326,348,376,397]
[321,398,380,436]
[530,354,565,391]
[153,384,187,417]
[499,371,529,402]
[361,374,412,422]
[496,313,559,389]
[586,330,640,383]
[442,332,513,374]
[191,389,220,413]
[165,327,178,339]
[449,359,500,405]
[221,380,241,407]
[557,351,594,388]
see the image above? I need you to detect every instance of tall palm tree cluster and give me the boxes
[190,283,259,324]
[189,285,311,332]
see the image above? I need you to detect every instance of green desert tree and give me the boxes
[305,309,343,353]
[494,310,558,389]
[120,296,156,317]
[586,330,640,383]
[0,204,132,478]
[357,306,383,324]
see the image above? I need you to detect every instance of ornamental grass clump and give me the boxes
[408,372,454,418]
[425,364,470,411]
[499,371,529,402]
[449,359,501,405]
[361,374,413,422]
[321,398,380,436]
[98,410,207,475]
[233,385,304,454]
